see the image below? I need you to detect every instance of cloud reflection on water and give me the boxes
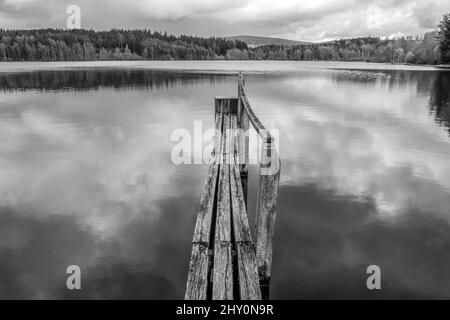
[245,71,450,219]
[0,68,449,299]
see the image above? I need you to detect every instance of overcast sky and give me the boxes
[0,0,449,41]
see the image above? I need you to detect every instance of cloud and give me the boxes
[137,0,243,21]
[0,0,448,40]
[0,71,212,298]
[413,0,447,29]
[272,183,450,299]
[3,0,36,9]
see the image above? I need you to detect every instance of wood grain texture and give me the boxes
[212,114,233,300]
[214,160,231,243]
[230,164,251,243]
[186,161,219,300]
[231,164,261,300]
[230,113,260,300]
[236,243,262,300]
[192,163,220,244]
[185,243,210,300]
[255,157,281,283]
[186,110,223,300]
[212,242,233,300]
[217,114,231,240]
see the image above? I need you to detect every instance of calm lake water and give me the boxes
[0,62,449,299]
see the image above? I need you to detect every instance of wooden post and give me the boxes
[255,136,280,300]
[237,73,249,206]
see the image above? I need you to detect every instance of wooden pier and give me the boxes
[185,74,281,300]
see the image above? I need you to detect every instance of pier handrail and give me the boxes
[238,73,274,143]
[237,73,280,298]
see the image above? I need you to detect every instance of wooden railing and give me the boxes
[237,73,281,299]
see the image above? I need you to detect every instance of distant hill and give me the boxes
[227,35,310,47]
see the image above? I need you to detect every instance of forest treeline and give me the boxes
[0,29,247,61]
[0,14,449,64]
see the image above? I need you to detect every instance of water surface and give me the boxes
[0,63,449,299]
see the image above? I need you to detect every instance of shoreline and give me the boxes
[0,60,447,74]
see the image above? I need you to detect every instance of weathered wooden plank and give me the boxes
[192,113,223,244]
[214,114,232,243]
[255,144,281,285]
[230,163,261,300]
[185,244,209,300]
[186,112,223,300]
[230,163,251,243]
[212,242,233,300]
[186,162,219,300]
[236,243,261,300]
[229,115,251,241]
[229,113,261,300]
[191,163,220,244]
[213,114,233,300]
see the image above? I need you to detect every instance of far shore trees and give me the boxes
[0,26,446,65]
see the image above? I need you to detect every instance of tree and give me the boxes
[405,51,415,63]
[0,28,445,64]
[0,43,6,61]
[393,48,405,63]
[99,48,111,60]
[122,45,132,59]
[413,32,439,64]
[113,47,122,60]
[437,13,450,64]
[303,48,312,60]
[225,48,249,60]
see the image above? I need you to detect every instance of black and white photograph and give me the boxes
[0,0,450,305]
